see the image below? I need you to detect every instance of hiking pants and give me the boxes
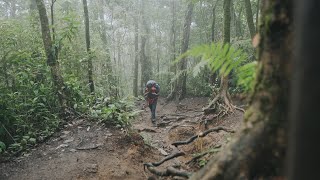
[149,103,157,120]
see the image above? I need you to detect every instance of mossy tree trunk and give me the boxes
[191,0,293,179]
[36,0,70,114]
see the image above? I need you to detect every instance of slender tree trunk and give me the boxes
[167,0,177,100]
[133,16,139,97]
[82,0,94,93]
[211,1,218,42]
[209,1,218,86]
[36,0,69,113]
[117,44,122,96]
[10,0,16,18]
[97,0,113,96]
[219,0,233,109]
[51,0,59,62]
[156,31,161,76]
[255,0,260,31]
[234,5,243,38]
[177,1,194,100]
[288,0,320,179]
[232,2,242,38]
[191,0,293,179]
[244,0,256,38]
[140,0,152,90]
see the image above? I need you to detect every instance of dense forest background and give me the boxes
[0,0,259,154]
[1,0,319,179]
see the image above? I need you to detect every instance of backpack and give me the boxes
[145,80,160,97]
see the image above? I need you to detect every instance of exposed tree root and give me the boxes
[172,127,235,147]
[76,144,101,150]
[186,144,222,165]
[169,124,196,131]
[145,166,191,178]
[161,116,186,121]
[143,151,186,168]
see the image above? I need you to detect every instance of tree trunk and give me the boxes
[133,16,139,97]
[211,1,218,42]
[166,0,177,101]
[209,1,219,86]
[177,1,194,100]
[97,0,114,96]
[10,0,16,18]
[244,0,256,38]
[217,0,233,110]
[36,0,69,113]
[234,4,243,38]
[83,0,95,94]
[190,0,293,179]
[255,0,260,31]
[140,0,152,91]
[288,0,320,179]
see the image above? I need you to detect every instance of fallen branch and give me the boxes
[172,127,235,147]
[144,151,186,168]
[146,166,192,178]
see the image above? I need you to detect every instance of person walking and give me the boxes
[144,80,160,126]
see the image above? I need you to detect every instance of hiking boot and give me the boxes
[151,118,157,127]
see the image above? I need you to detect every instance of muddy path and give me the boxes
[0,97,243,180]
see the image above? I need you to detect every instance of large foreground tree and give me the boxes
[288,0,320,179]
[190,0,293,178]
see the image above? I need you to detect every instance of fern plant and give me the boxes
[179,42,257,92]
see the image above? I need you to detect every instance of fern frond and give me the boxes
[183,41,257,92]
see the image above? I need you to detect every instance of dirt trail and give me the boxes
[0,97,243,180]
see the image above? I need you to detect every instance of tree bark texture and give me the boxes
[36,0,69,112]
[83,0,95,93]
[190,0,293,179]
[244,0,256,38]
[177,1,194,100]
[288,0,320,179]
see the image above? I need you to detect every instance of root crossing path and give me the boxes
[0,97,243,180]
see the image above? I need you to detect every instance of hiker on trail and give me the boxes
[144,80,160,126]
